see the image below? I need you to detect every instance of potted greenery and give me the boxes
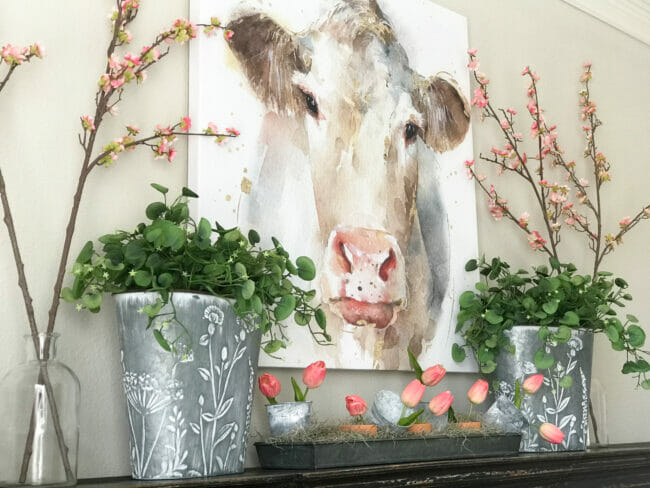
[454,50,649,452]
[66,184,329,479]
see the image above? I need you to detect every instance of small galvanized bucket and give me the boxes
[266,402,312,436]
[115,292,260,479]
[494,325,593,452]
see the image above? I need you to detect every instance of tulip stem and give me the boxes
[268,397,277,405]
[468,403,474,419]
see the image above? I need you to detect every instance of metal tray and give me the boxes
[255,433,522,470]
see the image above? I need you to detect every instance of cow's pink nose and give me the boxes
[331,229,400,282]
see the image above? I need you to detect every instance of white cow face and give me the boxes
[227,2,469,330]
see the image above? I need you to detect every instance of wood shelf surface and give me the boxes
[78,442,650,487]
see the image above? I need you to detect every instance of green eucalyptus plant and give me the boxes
[453,256,649,389]
[64,183,330,356]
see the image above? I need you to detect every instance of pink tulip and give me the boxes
[345,395,368,417]
[303,361,326,389]
[421,364,446,387]
[428,390,454,416]
[401,379,426,408]
[522,374,544,394]
[467,379,489,405]
[539,423,565,444]
[258,373,281,401]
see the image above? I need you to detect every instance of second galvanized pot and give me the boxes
[115,292,261,479]
[494,325,593,452]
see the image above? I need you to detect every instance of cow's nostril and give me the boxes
[379,249,397,282]
[337,241,352,274]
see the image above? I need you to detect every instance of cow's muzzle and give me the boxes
[321,227,407,329]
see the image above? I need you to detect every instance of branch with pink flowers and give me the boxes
[0,0,240,482]
[466,49,650,275]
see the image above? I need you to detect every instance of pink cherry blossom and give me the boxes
[506,108,517,115]
[471,87,488,108]
[583,61,592,68]
[180,116,192,133]
[167,147,177,163]
[29,43,45,58]
[500,120,510,130]
[518,212,530,228]
[549,192,566,205]
[126,125,140,135]
[224,29,234,41]
[467,48,478,55]
[124,53,142,66]
[527,230,547,250]
[521,66,530,76]
[619,217,631,228]
[81,115,96,132]
[467,59,479,71]
[526,99,537,115]
[226,127,240,136]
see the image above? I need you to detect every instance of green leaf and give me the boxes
[641,380,650,390]
[534,348,554,370]
[294,312,309,326]
[549,257,561,271]
[76,241,94,264]
[315,308,327,330]
[296,256,316,281]
[134,270,152,287]
[61,287,76,303]
[459,291,476,309]
[626,314,639,323]
[146,202,167,220]
[181,187,199,198]
[398,409,424,427]
[291,377,305,401]
[605,325,619,344]
[274,295,296,321]
[248,229,260,245]
[82,293,103,311]
[153,329,171,351]
[485,335,498,348]
[538,326,550,342]
[197,218,211,240]
[142,298,163,318]
[251,295,263,314]
[234,262,247,277]
[241,279,255,300]
[554,325,572,343]
[151,183,169,194]
[570,275,584,287]
[542,301,559,315]
[628,325,646,348]
[124,241,146,266]
[452,343,466,362]
[484,309,503,325]
[465,259,478,271]
[559,311,580,326]
[264,339,284,355]
[614,277,628,288]
[157,272,173,288]
[475,282,488,292]
[559,375,573,389]
[408,347,423,381]
[481,360,496,374]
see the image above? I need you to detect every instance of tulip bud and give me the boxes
[421,364,446,387]
[258,373,281,403]
[539,422,565,444]
[302,360,327,389]
[401,379,426,408]
[345,395,368,417]
[467,379,489,405]
[522,374,544,394]
[428,390,454,416]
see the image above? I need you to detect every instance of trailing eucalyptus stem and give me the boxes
[1,1,237,481]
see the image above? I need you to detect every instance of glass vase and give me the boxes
[0,333,80,486]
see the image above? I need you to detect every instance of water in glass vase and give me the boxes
[0,333,80,486]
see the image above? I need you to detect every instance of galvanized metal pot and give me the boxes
[494,325,593,452]
[266,402,312,436]
[115,292,261,479]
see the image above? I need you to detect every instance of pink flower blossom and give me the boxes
[126,125,140,135]
[583,61,592,68]
[471,87,488,108]
[500,120,510,130]
[538,179,548,187]
[564,216,575,226]
[619,217,631,229]
[204,122,218,135]
[467,48,478,55]
[578,178,588,187]
[598,170,611,182]
[225,127,240,136]
[401,379,426,408]
[29,43,45,58]
[522,374,544,394]
[1,44,28,65]
[303,361,327,389]
[180,116,192,133]
[421,365,446,387]
[549,192,566,205]
[467,380,488,405]
[539,423,565,444]
[111,77,126,89]
[507,108,517,115]
[167,147,177,163]
[521,66,530,76]
[476,72,490,85]
[258,373,281,400]
[464,159,474,168]
[345,395,368,417]
[527,230,547,250]
[476,173,487,182]
[467,59,479,71]
[224,29,235,41]
[518,212,530,228]
[527,99,537,115]
[81,115,95,132]
[124,52,141,66]
[644,207,650,217]
[428,391,453,416]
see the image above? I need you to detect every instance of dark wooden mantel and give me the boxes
[79,443,650,487]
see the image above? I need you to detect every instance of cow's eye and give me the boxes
[304,92,319,116]
[405,122,418,141]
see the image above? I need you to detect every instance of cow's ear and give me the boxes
[227,14,310,114]
[412,74,470,152]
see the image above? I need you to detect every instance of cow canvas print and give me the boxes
[189,0,479,371]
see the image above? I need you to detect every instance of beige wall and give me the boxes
[0,0,648,478]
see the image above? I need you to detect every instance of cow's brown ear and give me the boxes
[412,74,470,153]
[227,14,310,114]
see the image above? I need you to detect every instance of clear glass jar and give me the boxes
[0,333,80,486]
